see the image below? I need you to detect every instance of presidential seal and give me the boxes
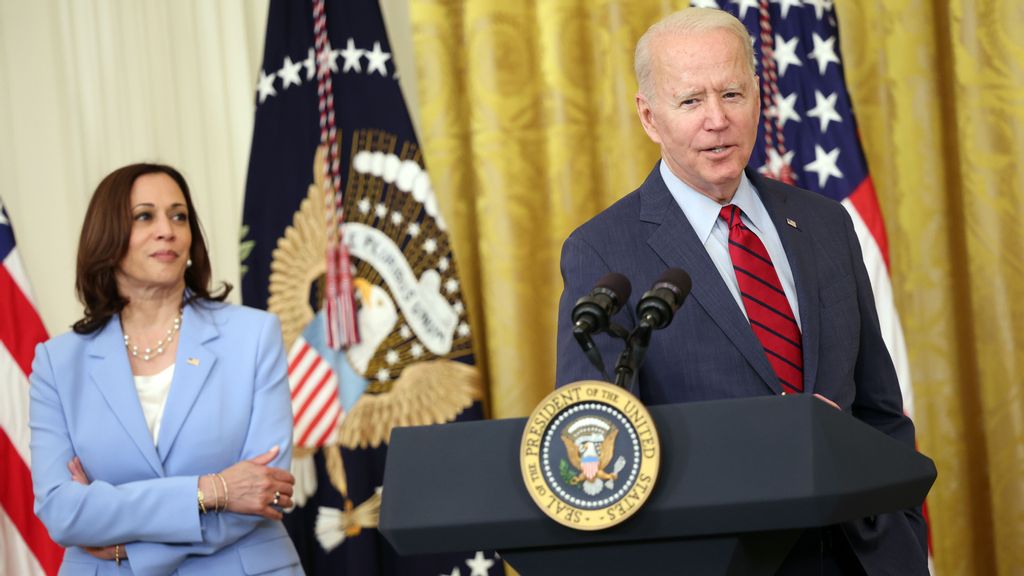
[520,380,660,530]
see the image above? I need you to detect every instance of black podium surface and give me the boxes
[379,395,935,575]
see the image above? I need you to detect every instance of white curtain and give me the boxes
[0,0,270,332]
[0,0,417,335]
[1,0,415,334]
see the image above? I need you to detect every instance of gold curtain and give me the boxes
[410,1,1024,574]
[838,1,1024,574]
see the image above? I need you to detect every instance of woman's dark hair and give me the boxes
[72,163,231,334]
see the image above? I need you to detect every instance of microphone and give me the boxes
[572,273,631,380]
[636,268,692,330]
[613,268,691,392]
[571,272,632,336]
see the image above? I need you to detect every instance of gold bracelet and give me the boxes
[114,543,121,566]
[215,473,229,512]
[198,486,207,514]
[207,474,220,513]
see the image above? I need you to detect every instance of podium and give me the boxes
[379,395,935,575]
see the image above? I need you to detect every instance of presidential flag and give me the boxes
[241,1,499,575]
[702,0,933,566]
[0,200,62,576]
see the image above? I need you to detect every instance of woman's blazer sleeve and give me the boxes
[30,342,202,547]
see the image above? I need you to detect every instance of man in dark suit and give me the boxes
[555,8,928,575]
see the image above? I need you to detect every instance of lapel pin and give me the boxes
[187,357,200,366]
[786,218,798,228]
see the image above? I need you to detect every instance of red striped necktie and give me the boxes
[719,205,804,393]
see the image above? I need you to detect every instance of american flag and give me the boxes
[0,200,62,575]
[695,0,931,566]
[289,337,342,452]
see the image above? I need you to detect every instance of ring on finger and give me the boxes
[272,490,281,506]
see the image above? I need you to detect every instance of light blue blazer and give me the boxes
[29,301,303,576]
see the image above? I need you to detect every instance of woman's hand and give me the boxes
[80,545,123,561]
[67,457,89,484]
[67,458,126,561]
[213,446,295,520]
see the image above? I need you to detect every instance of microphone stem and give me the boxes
[574,323,612,381]
[613,345,634,390]
[629,327,652,395]
[628,325,652,394]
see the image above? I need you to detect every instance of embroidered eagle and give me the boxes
[562,424,621,496]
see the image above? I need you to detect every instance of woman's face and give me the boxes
[116,173,192,295]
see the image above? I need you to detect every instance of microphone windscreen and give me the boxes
[656,268,692,299]
[595,272,632,304]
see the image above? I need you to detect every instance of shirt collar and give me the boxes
[659,161,762,243]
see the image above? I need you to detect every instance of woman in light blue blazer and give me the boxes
[30,163,303,575]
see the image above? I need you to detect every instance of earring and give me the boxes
[186,258,193,268]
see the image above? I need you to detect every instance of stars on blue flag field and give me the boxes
[442,551,497,576]
[257,38,397,104]
[773,34,802,77]
[692,0,864,202]
[808,32,841,75]
[807,90,842,133]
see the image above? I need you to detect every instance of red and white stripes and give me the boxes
[843,178,932,570]
[842,178,915,417]
[288,339,341,449]
[0,229,62,576]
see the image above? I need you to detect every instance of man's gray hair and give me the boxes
[634,8,757,101]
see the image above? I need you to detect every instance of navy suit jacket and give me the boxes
[556,166,928,575]
[30,302,302,576]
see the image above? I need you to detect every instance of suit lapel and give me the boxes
[751,172,822,393]
[156,303,218,462]
[639,168,781,394]
[88,318,164,476]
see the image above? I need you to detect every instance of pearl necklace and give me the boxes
[123,310,182,361]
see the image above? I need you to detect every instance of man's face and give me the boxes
[636,28,760,202]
